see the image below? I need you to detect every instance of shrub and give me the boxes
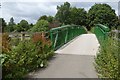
[2,33,11,53]
[95,38,119,79]
[0,54,7,65]
[90,27,94,33]
[31,33,54,59]
[10,38,20,46]
[2,33,54,79]
[32,33,46,43]
[29,20,49,32]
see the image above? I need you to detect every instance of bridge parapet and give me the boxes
[94,24,110,43]
[50,25,87,50]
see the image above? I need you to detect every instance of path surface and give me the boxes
[27,34,100,78]
[55,34,100,56]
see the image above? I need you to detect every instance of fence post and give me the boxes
[21,32,25,41]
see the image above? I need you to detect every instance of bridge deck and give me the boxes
[55,34,100,56]
[27,34,100,78]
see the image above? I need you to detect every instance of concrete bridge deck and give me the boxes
[55,34,100,56]
[27,34,100,78]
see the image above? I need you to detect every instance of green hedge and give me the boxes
[2,39,54,79]
[95,38,119,79]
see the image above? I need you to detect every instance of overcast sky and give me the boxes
[0,0,120,24]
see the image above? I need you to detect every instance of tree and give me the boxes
[38,15,54,23]
[55,2,71,24]
[38,15,47,21]
[9,17,15,25]
[49,20,61,29]
[30,20,49,32]
[7,17,16,32]
[47,16,54,23]
[0,18,7,32]
[29,23,34,28]
[19,20,29,31]
[14,23,21,32]
[70,7,87,25]
[113,16,120,29]
[88,3,117,29]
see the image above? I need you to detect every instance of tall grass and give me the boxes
[95,37,119,79]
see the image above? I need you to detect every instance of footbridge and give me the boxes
[28,24,110,78]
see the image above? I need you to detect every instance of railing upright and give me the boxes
[50,25,87,50]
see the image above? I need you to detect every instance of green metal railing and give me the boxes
[94,24,110,44]
[49,25,87,50]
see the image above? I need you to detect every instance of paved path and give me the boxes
[27,34,100,78]
[55,34,100,56]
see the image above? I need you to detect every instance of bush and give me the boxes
[2,33,11,53]
[2,33,54,79]
[95,38,119,79]
[90,27,94,33]
[10,38,20,46]
[0,54,7,65]
[29,20,49,32]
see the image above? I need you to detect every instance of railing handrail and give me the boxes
[50,25,71,31]
[94,24,110,44]
[95,24,110,32]
[49,25,87,50]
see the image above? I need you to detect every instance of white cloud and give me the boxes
[2,2,58,23]
[0,12,1,18]
[1,1,119,24]
[1,0,120,2]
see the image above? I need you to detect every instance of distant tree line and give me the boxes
[55,2,120,30]
[0,2,120,33]
[0,17,33,32]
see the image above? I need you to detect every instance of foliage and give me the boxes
[55,2,71,24]
[38,15,54,23]
[0,18,7,32]
[14,23,22,32]
[70,7,87,25]
[1,2,119,32]
[3,41,36,79]
[30,20,49,32]
[49,20,61,29]
[115,18,120,29]
[2,33,54,79]
[32,33,54,58]
[47,16,54,23]
[55,2,88,26]
[19,20,30,31]
[88,4,117,29]
[90,27,94,33]
[38,15,48,21]
[2,33,11,53]
[32,33,46,43]
[95,38,119,79]
[7,17,16,32]
[0,33,1,48]
[0,54,7,65]
[29,23,34,29]
[10,38,20,46]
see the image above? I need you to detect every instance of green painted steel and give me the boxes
[50,25,87,50]
[94,24,110,43]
